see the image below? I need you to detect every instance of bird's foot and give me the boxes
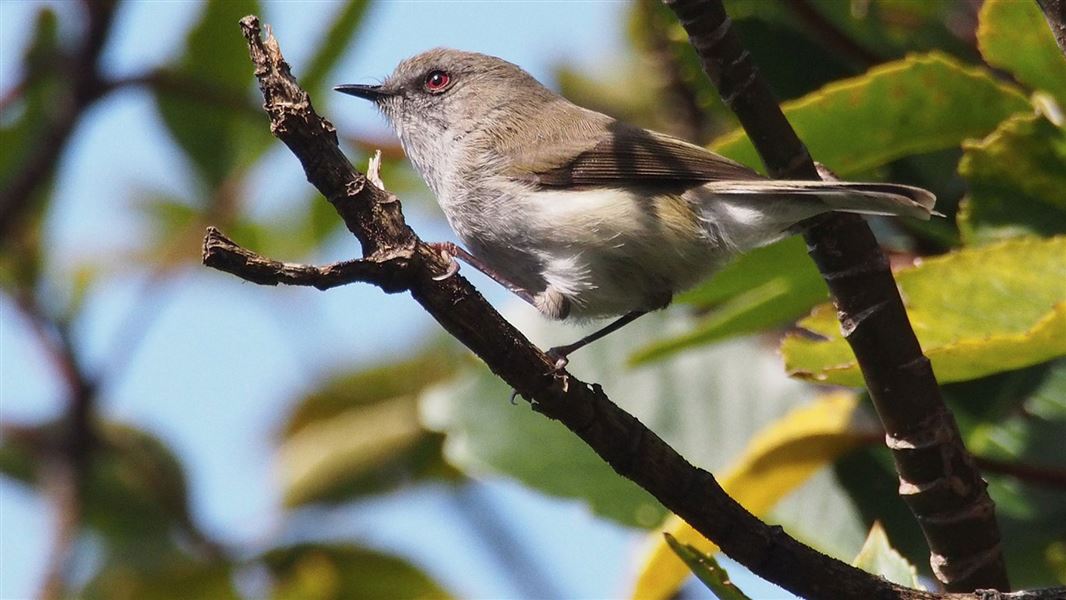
[545,346,572,373]
[507,348,572,405]
[427,242,460,281]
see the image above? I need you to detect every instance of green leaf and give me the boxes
[0,8,60,286]
[153,0,263,187]
[83,559,239,600]
[783,236,1066,386]
[851,522,924,589]
[86,422,202,555]
[278,349,462,507]
[978,0,1066,105]
[631,237,827,364]
[663,533,752,600]
[962,359,1066,587]
[958,113,1066,245]
[0,420,205,562]
[262,544,452,600]
[422,309,836,528]
[282,349,459,438]
[0,7,59,188]
[711,52,1029,176]
[300,0,371,97]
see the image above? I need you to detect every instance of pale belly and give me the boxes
[449,186,729,320]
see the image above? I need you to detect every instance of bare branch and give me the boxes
[215,15,1066,600]
[202,226,413,292]
[661,0,1008,592]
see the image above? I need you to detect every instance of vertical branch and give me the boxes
[2,2,117,595]
[0,0,118,239]
[661,0,1009,592]
[14,293,96,600]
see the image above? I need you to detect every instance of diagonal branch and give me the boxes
[660,0,1008,592]
[208,15,1066,600]
[1037,0,1066,57]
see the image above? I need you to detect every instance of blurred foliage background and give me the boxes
[2,0,1065,598]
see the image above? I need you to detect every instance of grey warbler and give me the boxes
[336,49,935,364]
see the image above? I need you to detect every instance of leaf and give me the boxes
[629,392,872,600]
[0,7,60,286]
[300,0,371,97]
[711,53,1029,176]
[783,237,1066,386]
[282,349,459,438]
[663,534,752,600]
[0,7,59,188]
[851,522,923,589]
[278,350,462,507]
[279,399,457,507]
[964,359,1066,587]
[0,419,207,564]
[958,113,1066,245]
[83,559,239,600]
[153,0,263,187]
[978,0,1066,105]
[262,544,452,600]
[422,309,821,528]
[631,237,827,364]
[85,422,203,557]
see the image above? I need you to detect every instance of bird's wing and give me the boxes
[505,119,763,187]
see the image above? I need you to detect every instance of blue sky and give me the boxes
[1,1,794,598]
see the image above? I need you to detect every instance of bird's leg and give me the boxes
[546,310,647,370]
[428,242,536,306]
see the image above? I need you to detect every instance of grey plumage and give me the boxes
[336,48,936,321]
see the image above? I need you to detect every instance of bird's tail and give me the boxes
[706,180,938,220]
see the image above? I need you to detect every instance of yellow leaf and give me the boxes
[783,236,1066,386]
[629,392,869,600]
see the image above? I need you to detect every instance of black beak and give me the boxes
[333,84,388,102]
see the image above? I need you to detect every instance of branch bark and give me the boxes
[204,15,1066,600]
[660,0,1008,592]
[1037,0,1066,57]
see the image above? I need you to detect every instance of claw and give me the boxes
[509,388,521,405]
[431,252,460,281]
[545,347,571,373]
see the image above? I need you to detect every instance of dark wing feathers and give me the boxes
[505,120,763,187]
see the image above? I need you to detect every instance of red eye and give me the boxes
[424,70,451,93]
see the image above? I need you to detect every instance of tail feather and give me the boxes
[705,180,937,221]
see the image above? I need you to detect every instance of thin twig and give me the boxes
[202,226,413,292]
[856,432,1066,489]
[974,457,1066,489]
[788,0,883,68]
